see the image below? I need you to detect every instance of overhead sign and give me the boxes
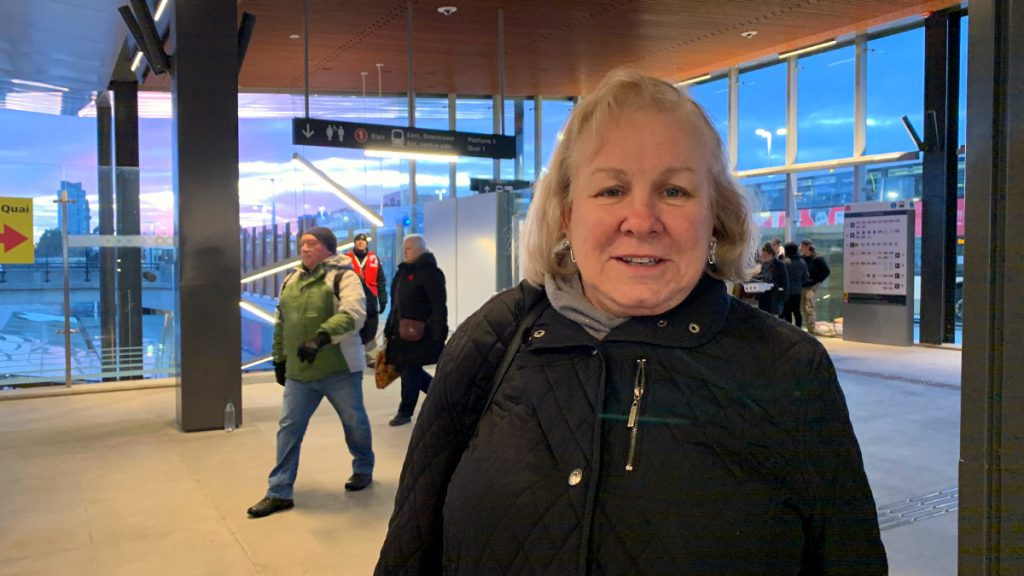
[0,197,33,264]
[470,178,533,193]
[292,117,516,160]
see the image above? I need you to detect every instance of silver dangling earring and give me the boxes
[707,237,718,265]
[558,238,576,263]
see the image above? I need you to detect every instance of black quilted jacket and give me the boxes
[375,276,887,575]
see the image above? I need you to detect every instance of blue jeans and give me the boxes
[397,366,431,418]
[267,371,374,499]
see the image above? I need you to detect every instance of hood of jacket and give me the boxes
[397,251,438,272]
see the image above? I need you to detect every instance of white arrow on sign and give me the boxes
[303,124,314,138]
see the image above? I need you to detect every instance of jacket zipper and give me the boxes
[625,357,647,472]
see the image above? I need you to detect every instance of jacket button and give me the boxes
[568,468,583,486]
[656,320,668,328]
[532,329,546,338]
[689,323,701,334]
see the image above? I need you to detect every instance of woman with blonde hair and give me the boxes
[376,68,886,575]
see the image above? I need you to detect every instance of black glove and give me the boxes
[296,331,331,364]
[273,361,287,386]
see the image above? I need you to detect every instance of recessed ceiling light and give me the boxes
[741,30,758,39]
[289,34,300,40]
[437,6,457,16]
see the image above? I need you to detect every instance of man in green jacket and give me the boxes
[248,227,375,519]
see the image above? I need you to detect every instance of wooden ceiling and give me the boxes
[222,0,961,98]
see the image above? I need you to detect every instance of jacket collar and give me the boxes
[398,251,438,272]
[525,275,733,351]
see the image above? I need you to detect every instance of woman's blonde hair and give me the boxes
[520,68,756,285]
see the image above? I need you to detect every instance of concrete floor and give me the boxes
[0,335,961,575]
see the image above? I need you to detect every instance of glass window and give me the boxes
[741,173,787,213]
[296,95,409,233]
[415,96,449,130]
[863,160,922,203]
[866,27,925,154]
[738,63,787,170]
[795,168,854,210]
[540,99,574,173]
[454,97,493,196]
[415,96,455,208]
[797,45,855,162]
[687,77,729,150]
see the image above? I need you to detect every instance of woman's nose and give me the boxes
[620,192,664,236]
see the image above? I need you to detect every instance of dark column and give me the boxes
[172,0,241,431]
[96,92,117,379]
[514,98,524,180]
[111,81,143,375]
[920,10,961,344]
[959,0,1024,573]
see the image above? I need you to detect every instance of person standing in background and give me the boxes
[757,241,789,316]
[382,234,448,427]
[781,241,809,327]
[800,239,831,334]
[347,233,387,362]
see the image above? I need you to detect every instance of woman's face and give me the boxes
[564,110,714,317]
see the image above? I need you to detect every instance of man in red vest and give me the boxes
[347,233,387,362]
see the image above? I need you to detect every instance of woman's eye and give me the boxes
[665,187,689,198]
[598,187,624,198]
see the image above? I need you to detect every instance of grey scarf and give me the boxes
[544,271,628,340]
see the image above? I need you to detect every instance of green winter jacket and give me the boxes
[272,253,367,382]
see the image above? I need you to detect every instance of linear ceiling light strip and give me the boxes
[291,153,386,227]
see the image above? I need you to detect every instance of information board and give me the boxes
[843,200,914,304]
[841,200,915,346]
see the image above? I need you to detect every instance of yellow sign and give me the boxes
[0,197,33,264]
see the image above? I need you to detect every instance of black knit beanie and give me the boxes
[303,226,337,254]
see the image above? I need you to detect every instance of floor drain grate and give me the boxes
[876,487,958,531]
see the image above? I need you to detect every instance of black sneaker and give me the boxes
[389,414,411,427]
[345,473,373,491]
[247,496,294,518]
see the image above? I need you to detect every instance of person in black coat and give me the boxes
[375,69,886,575]
[756,241,789,316]
[781,241,810,327]
[382,234,447,427]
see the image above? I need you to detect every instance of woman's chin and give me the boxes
[589,290,685,317]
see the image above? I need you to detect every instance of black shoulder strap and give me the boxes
[479,287,550,423]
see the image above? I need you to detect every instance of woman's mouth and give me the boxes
[618,256,662,266]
